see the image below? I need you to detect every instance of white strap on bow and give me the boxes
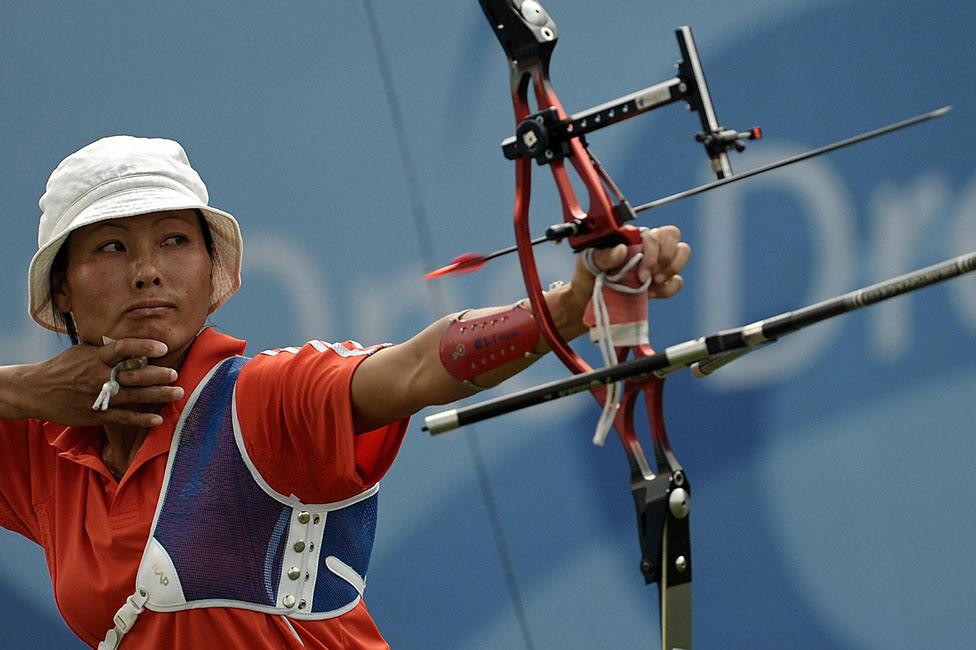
[584,249,652,446]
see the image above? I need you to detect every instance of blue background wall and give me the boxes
[2,1,974,647]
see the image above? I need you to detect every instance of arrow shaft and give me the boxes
[632,105,951,214]
[481,234,551,263]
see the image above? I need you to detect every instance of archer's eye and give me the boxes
[98,241,125,253]
[162,234,189,246]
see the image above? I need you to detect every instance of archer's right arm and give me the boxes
[0,339,180,427]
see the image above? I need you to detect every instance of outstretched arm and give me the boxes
[350,226,690,433]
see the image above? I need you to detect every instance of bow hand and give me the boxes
[567,226,691,320]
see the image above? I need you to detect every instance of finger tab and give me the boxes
[118,357,148,372]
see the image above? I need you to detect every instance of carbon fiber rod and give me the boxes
[424,249,976,434]
[632,105,951,214]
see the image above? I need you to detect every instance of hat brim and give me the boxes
[28,185,243,333]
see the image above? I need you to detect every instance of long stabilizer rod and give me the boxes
[424,249,976,434]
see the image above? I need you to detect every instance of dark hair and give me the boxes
[49,244,80,344]
[195,209,218,260]
[48,209,219,345]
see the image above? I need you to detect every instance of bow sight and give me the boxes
[482,1,760,189]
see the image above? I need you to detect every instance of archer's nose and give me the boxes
[134,275,162,289]
[132,257,162,290]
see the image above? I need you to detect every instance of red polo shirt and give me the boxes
[0,328,408,648]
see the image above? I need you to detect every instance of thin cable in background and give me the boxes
[361,3,536,648]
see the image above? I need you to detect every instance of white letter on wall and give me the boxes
[697,145,856,389]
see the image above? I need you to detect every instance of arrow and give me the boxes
[424,222,582,280]
[424,245,526,280]
[426,106,951,279]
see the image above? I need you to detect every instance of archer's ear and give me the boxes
[51,271,72,313]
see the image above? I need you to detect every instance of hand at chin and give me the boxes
[100,324,195,370]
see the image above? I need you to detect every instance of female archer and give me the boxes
[0,135,689,648]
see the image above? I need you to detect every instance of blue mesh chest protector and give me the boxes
[99,356,379,649]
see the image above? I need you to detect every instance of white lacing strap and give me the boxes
[582,249,653,299]
[92,358,147,411]
[98,587,149,650]
[583,249,652,446]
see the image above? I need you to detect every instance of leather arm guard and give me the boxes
[439,304,540,382]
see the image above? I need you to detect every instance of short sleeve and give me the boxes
[234,341,408,504]
[0,419,42,542]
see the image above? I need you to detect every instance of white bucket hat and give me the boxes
[28,135,243,333]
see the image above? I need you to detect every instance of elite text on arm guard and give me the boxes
[438,303,539,383]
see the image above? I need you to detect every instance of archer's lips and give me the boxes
[126,300,177,317]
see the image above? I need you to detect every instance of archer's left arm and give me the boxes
[350,226,690,433]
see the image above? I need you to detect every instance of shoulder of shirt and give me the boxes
[255,340,393,358]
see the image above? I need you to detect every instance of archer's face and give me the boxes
[53,209,213,366]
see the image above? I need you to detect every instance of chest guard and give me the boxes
[99,356,378,649]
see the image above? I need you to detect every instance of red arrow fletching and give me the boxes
[424,252,489,280]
